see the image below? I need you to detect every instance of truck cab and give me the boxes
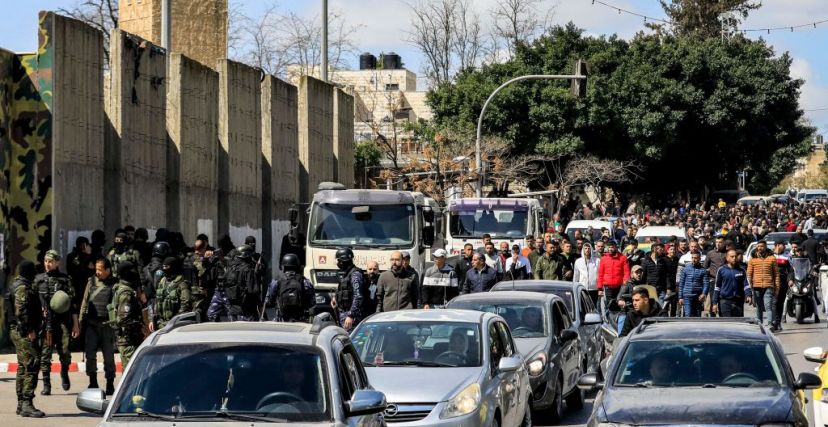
[444,198,544,255]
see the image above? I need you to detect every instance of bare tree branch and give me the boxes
[58,0,118,67]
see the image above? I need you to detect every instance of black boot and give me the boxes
[105,378,115,396]
[16,401,21,415]
[88,374,99,389]
[40,374,51,396]
[60,365,70,391]
[19,400,45,418]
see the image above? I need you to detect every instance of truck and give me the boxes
[295,183,438,293]
[444,197,545,255]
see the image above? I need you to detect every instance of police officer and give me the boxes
[37,250,79,395]
[108,231,142,280]
[78,259,117,393]
[207,245,258,321]
[112,261,144,371]
[263,254,314,322]
[6,261,45,417]
[152,257,192,329]
[141,241,169,327]
[331,248,366,332]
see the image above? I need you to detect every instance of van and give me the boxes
[796,189,828,203]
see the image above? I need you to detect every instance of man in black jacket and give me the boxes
[620,288,666,336]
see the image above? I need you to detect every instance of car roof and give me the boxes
[629,319,768,341]
[491,280,578,291]
[364,308,489,323]
[565,220,611,229]
[636,226,686,237]
[451,290,560,304]
[150,321,341,347]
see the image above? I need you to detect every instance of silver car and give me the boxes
[351,309,532,426]
[77,313,387,426]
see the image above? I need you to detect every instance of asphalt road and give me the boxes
[0,314,825,427]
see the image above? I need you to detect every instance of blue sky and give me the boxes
[3,0,827,130]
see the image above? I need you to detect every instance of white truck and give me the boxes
[299,183,438,292]
[444,197,545,255]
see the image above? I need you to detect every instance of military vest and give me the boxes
[336,266,360,311]
[109,248,140,278]
[156,275,184,322]
[88,278,114,320]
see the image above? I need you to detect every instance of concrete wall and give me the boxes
[298,76,334,203]
[50,13,105,256]
[167,53,219,243]
[218,59,262,249]
[262,75,298,271]
[333,88,355,188]
[105,29,168,233]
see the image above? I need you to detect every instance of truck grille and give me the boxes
[384,403,435,423]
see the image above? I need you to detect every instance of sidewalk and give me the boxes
[0,351,123,373]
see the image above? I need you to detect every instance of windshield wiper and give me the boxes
[112,410,178,421]
[214,411,287,423]
[382,360,454,367]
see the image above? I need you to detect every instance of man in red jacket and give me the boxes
[598,240,631,308]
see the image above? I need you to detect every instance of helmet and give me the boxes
[281,253,300,270]
[152,241,170,258]
[335,247,354,263]
[49,290,72,314]
[236,245,254,260]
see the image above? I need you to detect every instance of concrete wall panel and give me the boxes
[333,88,354,188]
[167,53,218,242]
[298,76,334,203]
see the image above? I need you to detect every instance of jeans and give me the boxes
[682,295,703,317]
[719,298,745,317]
[774,280,789,325]
[659,291,677,317]
[753,287,775,326]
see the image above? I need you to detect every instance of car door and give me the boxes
[487,320,517,426]
[335,339,384,427]
[553,301,581,393]
[496,320,527,425]
[579,289,600,369]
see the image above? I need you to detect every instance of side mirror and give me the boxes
[422,225,435,247]
[498,355,523,373]
[560,329,578,342]
[346,389,387,416]
[77,388,109,414]
[583,312,602,325]
[577,373,604,391]
[794,372,822,390]
[804,346,826,363]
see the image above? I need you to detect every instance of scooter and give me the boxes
[786,257,819,324]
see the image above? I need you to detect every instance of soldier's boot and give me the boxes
[60,365,70,391]
[88,374,99,389]
[105,378,115,396]
[19,400,45,418]
[40,374,51,396]
[16,400,21,415]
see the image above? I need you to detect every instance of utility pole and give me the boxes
[161,0,171,50]
[474,62,587,197]
[321,0,328,82]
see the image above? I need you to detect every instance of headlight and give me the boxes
[439,383,481,419]
[792,285,800,293]
[528,352,547,376]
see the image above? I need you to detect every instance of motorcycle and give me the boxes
[786,257,819,324]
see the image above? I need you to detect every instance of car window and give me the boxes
[340,350,364,397]
[495,321,514,357]
[557,303,572,329]
[351,321,482,367]
[447,299,548,338]
[549,301,563,337]
[112,344,329,422]
[579,291,593,320]
[489,322,504,375]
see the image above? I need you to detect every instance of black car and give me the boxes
[578,318,821,426]
[448,291,583,423]
[491,280,604,375]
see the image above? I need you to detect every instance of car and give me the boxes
[447,291,584,422]
[578,318,821,426]
[804,346,828,427]
[489,280,604,375]
[769,193,795,204]
[737,195,770,206]
[350,309,532,427]
[744,229,828,262]
[77,313,387,426]
[564,220,613,242]
[633,225,686,252]
[796,188,828,203]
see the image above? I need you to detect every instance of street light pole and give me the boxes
[475,73,586,197]
[321,0,328,82]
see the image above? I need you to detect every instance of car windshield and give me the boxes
[614,340,784,388]
[309,203,414,247]
[494,285,575,316]
[447,301,548,338]
[113,344,329,422]
[638,235,677,244]
[790,257,811,281]
[352,322,482,367]
[449,208,528,238]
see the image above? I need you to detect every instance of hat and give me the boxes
[49,290,71,314]
[631,265,644,273]
[117,261,135,277]
[432,249,447,258]
[401,251,411,259]
[44,250,60,261]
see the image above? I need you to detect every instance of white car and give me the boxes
[633,225,687,251]
[565,219,613,242]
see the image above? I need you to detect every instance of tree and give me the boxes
[59,0,119,66]
[648,0,761,38]
[489,0,555,61]
[355,140,383,188]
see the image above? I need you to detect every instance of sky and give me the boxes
[2,0,827,130]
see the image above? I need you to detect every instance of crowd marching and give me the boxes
[4,194,828,417]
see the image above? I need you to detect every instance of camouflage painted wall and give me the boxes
[0,49,13,265]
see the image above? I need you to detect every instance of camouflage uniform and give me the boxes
[112,280,144,367]
[185,253,211,319]
[37,269,76,391]
[107,247,142,280]
[154,275,192,329]
[6,274,44,416]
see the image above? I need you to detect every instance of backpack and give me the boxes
[278,273,304,316]
[223,258,257,303]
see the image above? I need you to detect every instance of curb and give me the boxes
[0,361,123,373]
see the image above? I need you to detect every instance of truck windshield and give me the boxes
[310,203,414,247]
[449,209,528,238]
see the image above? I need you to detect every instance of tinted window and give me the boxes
[448,300,547,338]
[489,323,504,374]
[351,321,482,367]
[495,321,515,357]
[113,344,329,422]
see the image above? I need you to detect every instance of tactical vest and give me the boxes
[88,279,114,320]
[156,275,184,322]
[108,283,141,330]
[336,266,359,311]
[110,249,140,278]
[5,277,41,330]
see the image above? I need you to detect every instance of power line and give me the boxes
[590,0,670,24]
[805,107,828,112]
[738,18,828,34]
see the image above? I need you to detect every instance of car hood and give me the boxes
[602,386,793,424]
[98,422,342,427]
[366,367,480,403]
[514,337,549,360]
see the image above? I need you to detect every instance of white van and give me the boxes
[634,225,687,252]
[565,219,613,242]
[796,189,828,203]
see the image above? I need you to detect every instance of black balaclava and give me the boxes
[18,260,36,282]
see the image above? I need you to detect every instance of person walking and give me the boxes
[263,254,314,322]
[462,253,498,294]
[152,257,192,329]
[6,261,45,417]
[37,250,79,395]
[678,252,709,317]
[747,240,779,330]
[704,236,728,316]
[597,240,630,309]
[535,242,565,280]
[573,243,600,304]
[111,262,145,370]
[712,250,752,317]
[421,249,458,308]
[331,248,367,332]
[376,251,418,312]
[78,259,117,393]
[504,244,532,281]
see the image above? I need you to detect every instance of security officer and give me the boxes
[79,258,118,393]
[6,261,45,417]
[207,245,258,321]
[331,248,366,332]
[141,241,169,326]
[263,253,314,322]
[152,257,192,329]
[112,261,144,370]
[108,231,142,280]
[37,250,79,395]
